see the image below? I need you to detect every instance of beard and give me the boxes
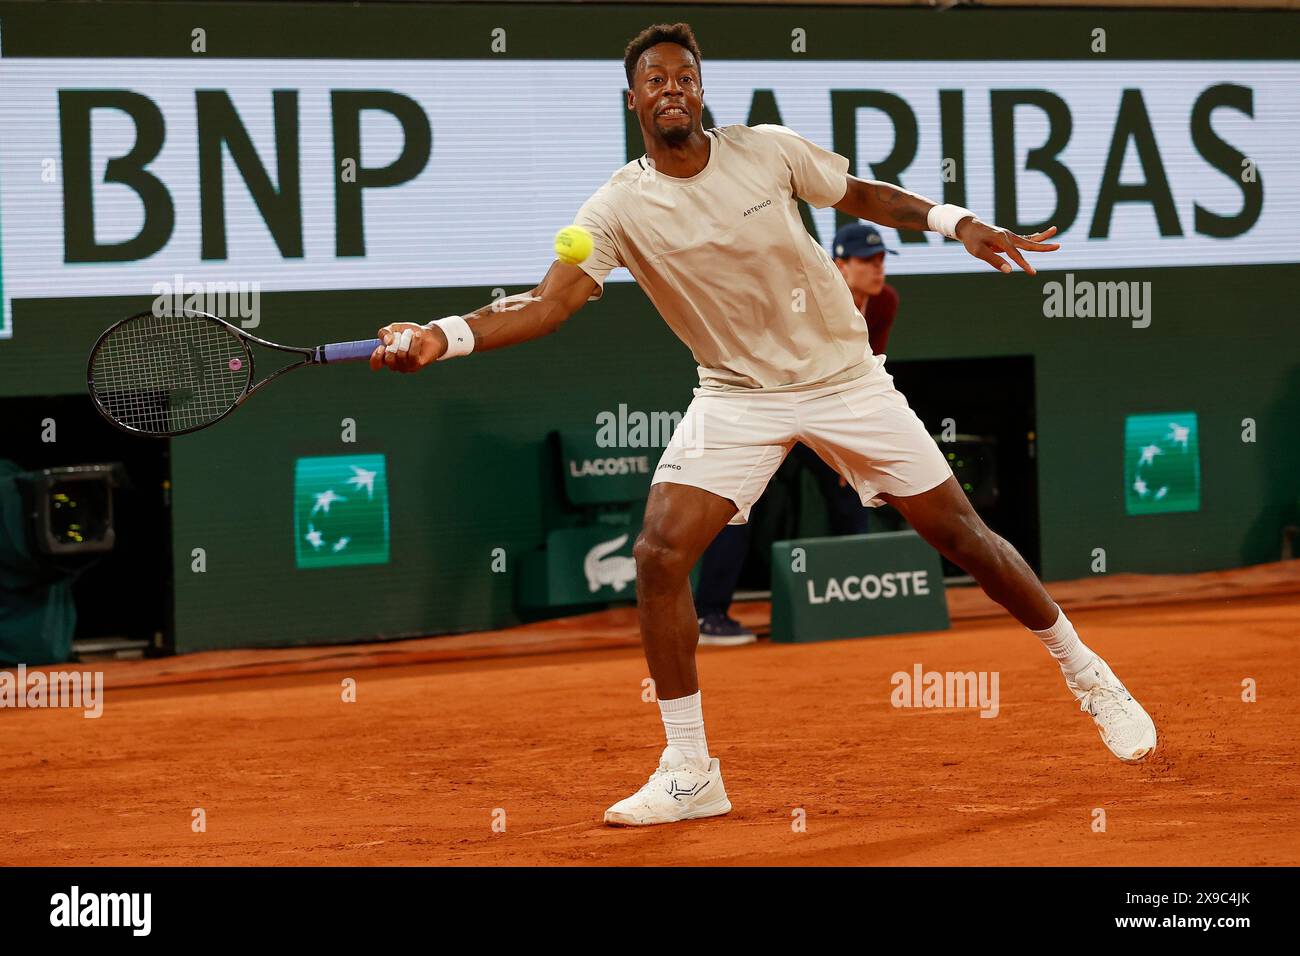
[655,118,694,144]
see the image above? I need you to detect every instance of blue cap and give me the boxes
[831,223,897,259]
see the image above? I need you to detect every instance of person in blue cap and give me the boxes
[831,222,899,354]
[693,222,904,645]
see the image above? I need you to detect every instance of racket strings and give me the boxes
[90,313,251,435]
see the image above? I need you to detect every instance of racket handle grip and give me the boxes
[320,338,384,363]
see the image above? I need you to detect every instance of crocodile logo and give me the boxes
[584,533,636,593]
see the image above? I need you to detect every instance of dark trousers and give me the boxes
[694,444,900,617]
[693,523,752,618]
[790,443,873,536]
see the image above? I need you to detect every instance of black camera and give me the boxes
[18,465,118,558]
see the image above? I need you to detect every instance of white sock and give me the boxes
[1032,606,1095,677]
[658,691,710,770]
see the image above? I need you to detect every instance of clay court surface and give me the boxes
[3,565,1298,867]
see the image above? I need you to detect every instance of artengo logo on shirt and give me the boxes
[569,456,651,478]
[806,569,931,604]
[743,199,773,216]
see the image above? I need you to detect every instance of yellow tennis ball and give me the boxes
[554,225,593,265]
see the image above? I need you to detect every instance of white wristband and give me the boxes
[426,315,474,360]
[926,203,976,240]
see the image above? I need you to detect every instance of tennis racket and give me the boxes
[87,310,382,437]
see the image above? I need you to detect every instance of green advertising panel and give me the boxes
[558,428,658,506]
[293,454,390,569]
[770,531,950,643]
[520,524,638,608]
[1124,413,1201,516]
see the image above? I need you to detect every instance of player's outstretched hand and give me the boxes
[370,322,446,373]
[956,221,1060,276]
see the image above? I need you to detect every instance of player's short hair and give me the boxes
[623,22,703,90]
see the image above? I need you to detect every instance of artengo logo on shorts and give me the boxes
[806,570,931,604]
[568,456,650,478]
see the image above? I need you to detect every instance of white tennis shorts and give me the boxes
[651,362,953,524]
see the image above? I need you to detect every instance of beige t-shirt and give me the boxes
[574,124,877,393]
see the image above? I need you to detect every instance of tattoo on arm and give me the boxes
[835,176,936,231]
[461,292,558,351]
[867,180,930,230]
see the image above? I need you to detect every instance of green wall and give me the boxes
[0,2,1296,651]
[890,264,1298,579]
[0,2,1295,61]
[164,286,698,651]
[7,263,1295,652]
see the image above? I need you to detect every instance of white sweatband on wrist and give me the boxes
[927,203,976,240]
[426,315,474,360]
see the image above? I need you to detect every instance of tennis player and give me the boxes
[372,23,1157,826]
[694,222,903,646]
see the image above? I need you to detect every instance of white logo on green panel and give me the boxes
[1124,413,1200,515]
[584,534,635,592]
[293,454,390,568]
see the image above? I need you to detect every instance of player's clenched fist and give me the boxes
[370,322,445,373]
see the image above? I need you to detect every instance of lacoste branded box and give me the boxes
[770,531,949,643]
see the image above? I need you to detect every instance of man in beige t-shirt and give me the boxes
[372,22,1158,826]
[573,122,872,393]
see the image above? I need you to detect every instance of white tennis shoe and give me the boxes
[603,746,732,826]
[1066,656,1157,762]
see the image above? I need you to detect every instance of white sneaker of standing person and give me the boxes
[603,746,732,826]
